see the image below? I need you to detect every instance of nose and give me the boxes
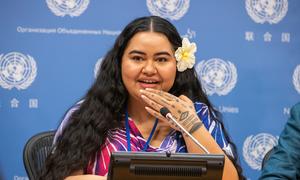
[142,60,157,75]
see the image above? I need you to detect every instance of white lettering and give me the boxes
[281,32,290,43]
[283,107,290,116]
[264,32,272,42]
[17,26,27,33]
[102,29,121,36]
[16,26,122,36]
[11,98,19,108]
[245,31,254,41]
[16,26,56,34]
[218,106,239,114]
[57,28,102,35]
[14,175,29,180]
[29,98,38,108]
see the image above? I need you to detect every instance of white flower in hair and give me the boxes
[175,37,197,72]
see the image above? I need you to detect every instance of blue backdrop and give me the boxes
[0,0,299,179]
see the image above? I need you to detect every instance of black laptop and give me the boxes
[107,151,224,180]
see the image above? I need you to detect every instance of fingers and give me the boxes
[141,94,164,112]
[143,88,193,105]
[140,88,202,133]
[142,88,179,102]
[178,95,193,103]
[141,89,194,111]
[141,92,177,128]
[140,88,194,114]
[140,89,174,111]
[178,95,195,110]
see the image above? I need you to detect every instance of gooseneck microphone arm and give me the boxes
[160,107,210,154]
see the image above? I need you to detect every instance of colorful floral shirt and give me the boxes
[54,102,233,176]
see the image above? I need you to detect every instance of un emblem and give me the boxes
[146,0,189,20]
[293,64,300,94]
[0,52,37,90]
[243,133,278,170]
[245,0,288,24]
[94,58,103,78]
[196,58,237,96]
[46,0,89,17]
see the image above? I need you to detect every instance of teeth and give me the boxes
[141,80,157,83]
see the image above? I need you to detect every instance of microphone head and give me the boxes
[160,107,170,117]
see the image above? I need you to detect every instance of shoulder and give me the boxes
[291,102,300,110]
[284,102,300,137]
[290,102,300,122]
[64,100,83,119]
[284,102,300,132]
[53,100,84,143]
[59,100,83,127]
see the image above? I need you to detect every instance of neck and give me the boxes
[127,98,153,124]
[127,97,171,142]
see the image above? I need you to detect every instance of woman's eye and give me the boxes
[157,57,168,62]
[132,56,144,61]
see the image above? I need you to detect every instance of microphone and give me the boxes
[160,107,209,154]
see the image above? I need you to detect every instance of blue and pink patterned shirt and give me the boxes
[54,101,233,176]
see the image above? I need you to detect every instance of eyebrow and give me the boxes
[129,50,146,55]
[128,50,172,57]
[154,51,172,57]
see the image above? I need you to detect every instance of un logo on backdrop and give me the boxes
[147,0,189,20]
[195,58,237,96]
[243,133,278,170]
[46,0,89,17]
[293,64,300,94]
[245,0,288,24]
[0,52,37,90]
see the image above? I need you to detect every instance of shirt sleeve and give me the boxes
[259,103,300,179]
[194,102,234,158]
[53,100,83,144]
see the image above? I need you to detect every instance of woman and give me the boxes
[41,16,244,180]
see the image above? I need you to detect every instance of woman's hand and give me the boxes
[140,88,203,134]
[140,88,239,180]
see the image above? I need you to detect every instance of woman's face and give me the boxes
[121,31,177,102]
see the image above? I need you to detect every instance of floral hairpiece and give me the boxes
[175,37,197,72]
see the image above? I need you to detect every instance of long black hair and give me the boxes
[41,16,244,179]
